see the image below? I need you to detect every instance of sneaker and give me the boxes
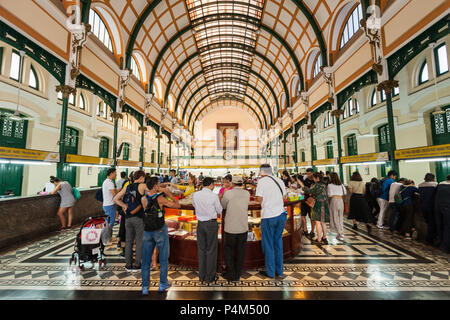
[142,287,149,296]
[275,274,287,280]
[321,238,328,245]
[119,251,125,259]
[158,282,171,292]
[411,230,418,240]
[336,235,344,241]
[258,270,275,279]
[132,264,141,272]
[405,236,412,240]
[125,264,133,271]
[376,225,386,229]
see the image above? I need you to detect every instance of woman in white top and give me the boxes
[327,172,347,241]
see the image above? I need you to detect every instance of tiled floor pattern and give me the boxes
[0,223,449,297]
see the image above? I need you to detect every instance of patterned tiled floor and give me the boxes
[0,222,449,299]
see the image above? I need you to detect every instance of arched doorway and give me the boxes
[431,106,450,182]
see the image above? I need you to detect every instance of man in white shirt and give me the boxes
[102,168,119,227]
[192,177,223,283]
[388,178,407,232]
[255,164,287,279]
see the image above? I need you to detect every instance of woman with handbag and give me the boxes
[347,172,372,234]
[327,172,347,241]
[297,172,330,245]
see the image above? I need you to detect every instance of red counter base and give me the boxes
[168,228,302,271]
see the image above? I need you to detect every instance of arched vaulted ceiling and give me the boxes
[86,0,343,131]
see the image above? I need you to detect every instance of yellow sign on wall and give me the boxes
[395,144,450,160]
[296,161,311,167]
[143,162,157,168]
[313,158,337,166]
[0,146,59,162]
[66,154,113,165]
[341,152,389,164]
[117,159,140,167]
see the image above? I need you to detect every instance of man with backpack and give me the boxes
[114,170,147,272]
[141,176,180,295]
[376,170,397,229]
[388,177,407,232]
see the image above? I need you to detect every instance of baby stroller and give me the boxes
[69,215,111,270]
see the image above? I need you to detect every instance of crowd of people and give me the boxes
[47,164,450,295]
[281,169,450,253]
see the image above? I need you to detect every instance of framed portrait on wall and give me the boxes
[217,123,238,150]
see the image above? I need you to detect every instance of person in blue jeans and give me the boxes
[102,168,119,228]
[255,164,288,279]
[140,176,180,295]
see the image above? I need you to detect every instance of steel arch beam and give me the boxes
[187,94,265,133]
[291,0,327,67]
[147,22,302,100]
[186,83,272,129]
[171,52,286,117]
[178,71,276,125]
[181,84,270,129]
[192,98,264,131]
[124,1,326,80]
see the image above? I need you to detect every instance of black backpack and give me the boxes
[95,188,103,202]
[123,183,142,216]
[374,178,387,198]
[143,193,165,231]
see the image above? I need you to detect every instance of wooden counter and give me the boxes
[169,200,302,270]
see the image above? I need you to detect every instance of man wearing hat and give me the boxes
[220,175,250,281]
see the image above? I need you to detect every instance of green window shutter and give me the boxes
[64,127,79,155]
[0,109,28,148]
[326,141,334,159]
[99,137,109,158]
[378,124,391,152]
[312,145,317,161]
[431,106,450,145]
[301,151,305,162]
[123,143,130,160]
[151,150,155,163]
[347,134,358,156]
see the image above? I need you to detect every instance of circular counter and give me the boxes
[167,200,302,271]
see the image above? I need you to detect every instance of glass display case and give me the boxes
[165,189,304,270]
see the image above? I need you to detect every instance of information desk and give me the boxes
[166,200,302,270]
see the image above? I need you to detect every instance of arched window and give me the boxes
[89,9,113,53]
[79,94,85,110]
[69,93,75,105]
[154,78,163,100]
[340,4,363,49]
[130,56,141,81]
[328,111,334,126]
[168,95,175,112]
[10,51,21,81]
[393,86,400,97]
[291,76,299,97]
[280,93,286,110]
[177,106,181,120]
[29,65,38,89]
[313,54,322,79]
[122,143,130,160]
[419,61,429,85]
[435,43,449,76]
[371,90,377,106]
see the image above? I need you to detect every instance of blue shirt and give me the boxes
[380,178,394,201]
